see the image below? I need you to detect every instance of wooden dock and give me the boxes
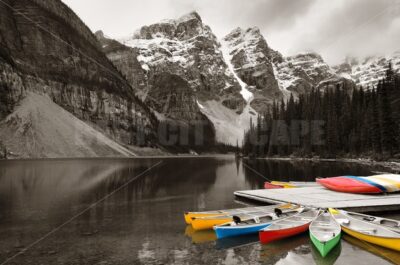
[234,187,400,213]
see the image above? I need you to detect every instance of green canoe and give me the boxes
[310,211,341,257]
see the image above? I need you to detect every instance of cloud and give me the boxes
[166,0,315,36]
[264,0,400,64]
[62,0,400,64]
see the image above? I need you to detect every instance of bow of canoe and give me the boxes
[341,226,400,251]
[260,222,310,244]
[309,211,341,257]
[259,209,320,244]
[215,222,272,239]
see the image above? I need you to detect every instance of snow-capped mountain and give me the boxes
[99,12,259,145]
[118,11,245,112]
[221,27,283,112]
[221,27,357,105]
[334,52,400,88]
[274,53,337,96]
[96,11,396,146]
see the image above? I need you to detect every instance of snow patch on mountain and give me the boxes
[271,52,342,98]
[275,53,335,84]
[224,27,266,69]
[272,64,292,101]
[220,39,253,102]
[221,27,285,113]
[334,52,400,88]
[121,37,194,69]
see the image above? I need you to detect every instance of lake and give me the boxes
[0,157,398,264]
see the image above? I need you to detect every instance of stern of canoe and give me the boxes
[310,231,341,257]
[184,212,225,224]
[191,217,233,231]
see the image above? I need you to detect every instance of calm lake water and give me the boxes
[0,156,399,265]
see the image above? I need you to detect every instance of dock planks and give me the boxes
[234,187,400,213]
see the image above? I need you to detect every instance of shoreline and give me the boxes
[1,154,400,173]
[0,154,236,162]
[248,157,400,173]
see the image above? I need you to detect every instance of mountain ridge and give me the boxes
[97,10,399,145]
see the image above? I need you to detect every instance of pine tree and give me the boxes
[378,79,397,154]
[241,62,399,158]
[370,89,382,153]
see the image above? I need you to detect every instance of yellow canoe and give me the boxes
[270,181,297,188]
[330,208,400,251]
[190,203,300,231]
[270,181,319,189]
[191,215,234,231]
[184,212,225,224]
[184,203,295,225]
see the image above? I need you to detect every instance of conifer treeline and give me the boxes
[243,64,400,158]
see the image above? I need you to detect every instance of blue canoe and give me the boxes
[214,207,304,239]
[215,221,272,239]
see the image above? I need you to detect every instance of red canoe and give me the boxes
[264,182,284,189]
[317,176,383,194]
[259,209,320,244]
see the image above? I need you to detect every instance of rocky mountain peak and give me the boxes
[223,27,283,64]
[221,26,283,112]
[176,11,202,23]
[127,11,210,42]
[224,27,265,46]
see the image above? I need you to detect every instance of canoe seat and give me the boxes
[312,222,331,226]
[358,229,377,234]
[363,216,376,222]
[312,226,335,230]
[380,219,400,228]
[337,218,350,225]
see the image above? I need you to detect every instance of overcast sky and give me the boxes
[62,0,400,64]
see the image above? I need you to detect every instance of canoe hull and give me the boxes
[264,182,284,189]
[271,181,296,188]
[317,177,382,194]
[341,226,400,251]
[191,217,233,231]
[310,232,341,257]
[215,223,271,239]
[259,223,310,244]
[184,212,225,224]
